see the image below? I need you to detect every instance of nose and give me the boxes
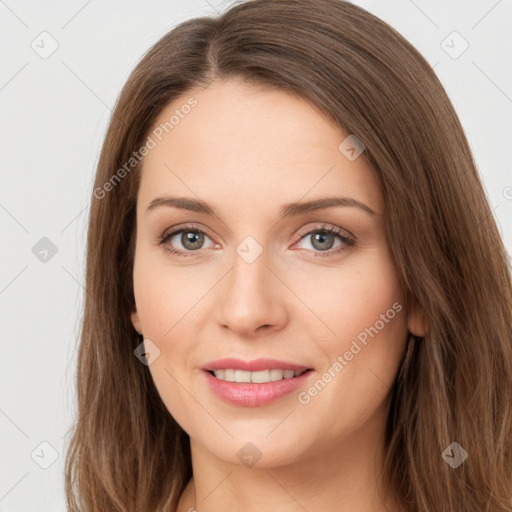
[217,247,288,337]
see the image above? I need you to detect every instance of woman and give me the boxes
[64,0,512,511]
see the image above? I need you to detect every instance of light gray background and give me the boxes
[1,1,511,510]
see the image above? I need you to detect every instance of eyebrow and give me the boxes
[145,195,377,218]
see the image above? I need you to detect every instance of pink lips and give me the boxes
[201,358,314,407]
[201,357,311,372]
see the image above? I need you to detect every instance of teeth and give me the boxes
[270,369,284,381]
[212,368,308,383]
[235,370,251,383]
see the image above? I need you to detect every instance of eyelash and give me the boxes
[158,222,356,259]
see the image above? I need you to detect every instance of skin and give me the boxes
[130,78,426,512]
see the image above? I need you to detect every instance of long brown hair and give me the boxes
[64,0,512,510]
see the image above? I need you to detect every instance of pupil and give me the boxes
[313,232,334,250]
[183,231,204,250]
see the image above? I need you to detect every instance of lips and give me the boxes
[200,357,312,372]
[200,358,315,407]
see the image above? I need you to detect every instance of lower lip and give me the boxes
[202,369,315,407]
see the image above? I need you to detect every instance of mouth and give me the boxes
[201,360,316,407]
[200,358,315,406]
[205,368,313,383]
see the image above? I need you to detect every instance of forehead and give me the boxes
[138,79,384,217]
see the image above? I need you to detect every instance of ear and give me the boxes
[131,307,143,334]
[407,302,429,337]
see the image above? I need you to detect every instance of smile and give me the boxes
[209,368,309,383]
[202,368,315,407]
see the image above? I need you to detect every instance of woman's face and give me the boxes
[131,78,423,468]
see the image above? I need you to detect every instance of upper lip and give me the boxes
[201,358,313,372]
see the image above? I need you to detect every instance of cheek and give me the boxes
[295,249,408,404]
[132,252,204,425]
[289,248,405,346]
[145,360,203,442]
[303,253,407,417]
[133,250,198,336]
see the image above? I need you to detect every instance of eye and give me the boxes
[292,224,355,258]
[158,223,215,257]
